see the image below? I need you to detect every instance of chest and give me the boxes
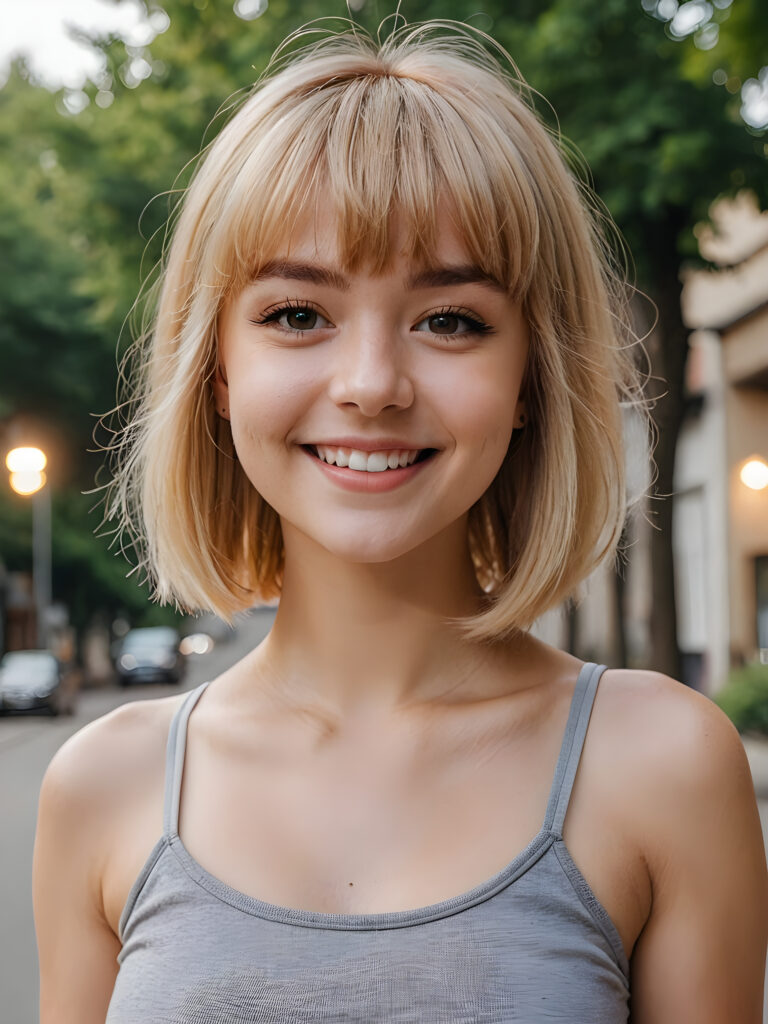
[102,702,651,965]
[109,854,632,1024]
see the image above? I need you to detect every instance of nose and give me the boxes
[327,321,414,416]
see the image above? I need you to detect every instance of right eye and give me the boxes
[254,304,332,333]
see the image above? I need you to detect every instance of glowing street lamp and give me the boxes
[740,456,768,492]
[5,447,51,647]
[6,446,47,496]
[6,446,47,472]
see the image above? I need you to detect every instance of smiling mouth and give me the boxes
[303,445,438,473]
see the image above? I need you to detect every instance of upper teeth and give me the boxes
[314,446,421,472]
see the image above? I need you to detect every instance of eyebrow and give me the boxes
[251,260,505,293]
[408,264,505,292]
[252,260,350,290]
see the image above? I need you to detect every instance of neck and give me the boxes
[260,516,494,717]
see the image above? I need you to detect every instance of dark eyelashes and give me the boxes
[250,298,313,327]
[250,300,494,336]
[429,305,493,335]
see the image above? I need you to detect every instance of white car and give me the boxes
[0,650,74,716]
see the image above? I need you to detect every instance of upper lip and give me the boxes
[301,437,437,452]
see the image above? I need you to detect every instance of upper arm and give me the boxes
[33,718,126,1023]
[629,676,768,1023]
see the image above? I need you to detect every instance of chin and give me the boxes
[322,536,426,566]
[296,518,443,566]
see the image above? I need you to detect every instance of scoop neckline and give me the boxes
[167,826,557,931]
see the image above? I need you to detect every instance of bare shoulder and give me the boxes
[596,672,768,1020]
[593,668,755,830]
[40,693,185,838]
[579,667,761,883]
[596,667,752,792]
[34,695,188,1024]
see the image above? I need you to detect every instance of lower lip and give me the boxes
[303,448,436,493]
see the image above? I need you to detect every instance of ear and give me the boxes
[212,364,230,420]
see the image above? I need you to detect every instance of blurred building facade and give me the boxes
[680,193,768,688]
[535,192,768,695]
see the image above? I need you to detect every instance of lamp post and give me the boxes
[5,447,51,648]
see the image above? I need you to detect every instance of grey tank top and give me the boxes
[106,662,630,1023]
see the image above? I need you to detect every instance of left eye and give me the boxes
[413,312,489,337]
[276,307,329,331]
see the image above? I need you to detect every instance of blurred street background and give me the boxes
[1,0,767,1020]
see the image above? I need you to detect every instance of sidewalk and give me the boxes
[742,734,768,799]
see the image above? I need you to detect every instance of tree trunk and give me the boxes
[642,215,690,682]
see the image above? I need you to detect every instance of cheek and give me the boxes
[435,355,521,460]
[226,354,319,445]
[227,381,294,503]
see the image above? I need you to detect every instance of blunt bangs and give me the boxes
[204,52,542,301]
[108,21,646,638]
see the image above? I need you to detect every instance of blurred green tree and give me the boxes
[0,0,334,634]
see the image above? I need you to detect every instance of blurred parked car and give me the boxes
[116,626,185,686]
[0,650,76,716]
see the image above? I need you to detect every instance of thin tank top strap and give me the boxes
[163,681,211,838]
[542,662,607,840]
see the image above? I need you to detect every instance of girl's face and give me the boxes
[215,207,528,565]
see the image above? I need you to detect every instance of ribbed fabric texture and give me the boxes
[106,662,630,1023]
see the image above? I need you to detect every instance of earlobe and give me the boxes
[514,404,527,430]
[212,366,230,420]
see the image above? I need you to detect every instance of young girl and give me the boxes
[33,20,767,1023]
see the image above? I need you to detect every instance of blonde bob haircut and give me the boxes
[108,19,645,642]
